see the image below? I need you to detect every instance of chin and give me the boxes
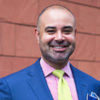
[48,56,68,64]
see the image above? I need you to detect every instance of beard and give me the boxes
[39,38,75,65]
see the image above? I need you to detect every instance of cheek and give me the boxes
[41,35,55,43]
[65,35,76,43]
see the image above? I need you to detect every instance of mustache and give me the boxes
[49,40,71,47]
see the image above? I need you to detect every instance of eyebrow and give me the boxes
[45,26,56,30]
[63,26,73,29]
[45,26,73,31]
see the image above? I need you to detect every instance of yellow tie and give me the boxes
[53,70,72,100]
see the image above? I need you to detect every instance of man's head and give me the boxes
[35,5,76,69]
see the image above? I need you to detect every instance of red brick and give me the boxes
[0,22,16,56]
[78,61,100,80]
[77,6,100,35]
[0,0,38,25]
[0,56,38,78]
[71,33,96,61]
[96,36,100,61]
[0,24,3,55]
[70,60,79,67]
[38,0,100,34]
[12,57,38,73]
[64,59,100,80]
[15,25,41,57]
[67,0,100,7]
[0,56,100,80]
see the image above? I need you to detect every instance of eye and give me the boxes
[62,27,73,34]
[63,29,73,33]
[45,27,56,34]
[46,29,56,34]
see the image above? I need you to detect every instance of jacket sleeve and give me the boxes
[0,78,12,100]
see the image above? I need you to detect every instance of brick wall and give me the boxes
[0,0,100,80]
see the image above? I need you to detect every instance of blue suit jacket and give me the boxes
[0,59,100,100]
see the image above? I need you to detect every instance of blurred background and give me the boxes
[0,0,100,80]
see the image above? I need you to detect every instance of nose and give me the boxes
[55,31,64,42]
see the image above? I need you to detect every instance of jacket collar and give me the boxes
[26,59,53,100]
[26,59,93,100]
[70,64,89,100]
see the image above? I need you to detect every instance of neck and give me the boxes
[42,57,68,69]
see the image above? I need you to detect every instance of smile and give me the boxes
[51,45,68,52]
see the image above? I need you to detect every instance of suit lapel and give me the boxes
[25,59,91,100]
[71,65,88,100]
[26,59,53,100]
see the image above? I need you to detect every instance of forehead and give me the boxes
[40,8,75,28]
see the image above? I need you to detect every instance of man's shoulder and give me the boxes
[70,64,100,85]
[0,59,41,84]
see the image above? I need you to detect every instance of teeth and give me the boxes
[54,47,64,49]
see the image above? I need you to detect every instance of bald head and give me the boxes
[35,5,76,68]
[37,5,76,32]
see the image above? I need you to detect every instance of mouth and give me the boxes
[50,45,68,52]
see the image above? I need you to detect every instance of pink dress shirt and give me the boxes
[40,58,78,100]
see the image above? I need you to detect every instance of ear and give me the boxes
[75,28,77,36]
[34,28,40,43]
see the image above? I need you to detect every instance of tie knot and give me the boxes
[52,70,64,78]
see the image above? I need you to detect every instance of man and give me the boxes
[0,5,100,100]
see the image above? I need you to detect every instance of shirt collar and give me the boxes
[40,58,73,78]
